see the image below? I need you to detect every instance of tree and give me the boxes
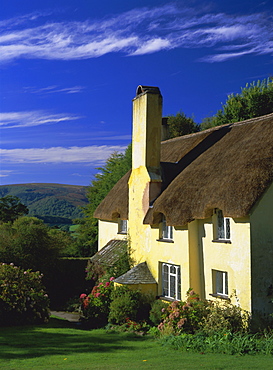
[0,195,29,223]
[0,217,66,275]
[76,144,132,257]
[166,112,199,139]
[201,78,273,130]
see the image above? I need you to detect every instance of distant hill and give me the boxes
[0,183,88,229]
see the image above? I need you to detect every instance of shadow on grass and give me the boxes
[0,318,149,361]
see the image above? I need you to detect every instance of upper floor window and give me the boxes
[162,262,181,300]
[214,209,231,241]
[161,216,173,241]
[118,219,127,234]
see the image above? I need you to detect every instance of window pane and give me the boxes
[224,272,228,295]
[216,270,223,294]
[162,264,169,296]
[225,218,230,239]
[217,210,225,239]
[170,275,175,298]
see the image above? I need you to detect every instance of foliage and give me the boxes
[0,262,49,326]
[0,195,28,223]
[166,112,199,139]
[149,299,169,326]
[81,277,115,328]
[85,242,133,281]
[109,286,142,325]
[159,289,209,335]
[0,217,67,279]
[158,289,248,335]
[201,78,273,130]
[0,184,87,230]
[78,144,132,256]
[160,330,273,356]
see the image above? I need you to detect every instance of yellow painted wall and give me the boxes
[250,183,273,316]
[200,216,251,311]
[98,219,126,251]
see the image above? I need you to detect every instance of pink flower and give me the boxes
[105,282,110,287]
[110,277,115,281]
[95,293,100,297]
[80,293,87,299]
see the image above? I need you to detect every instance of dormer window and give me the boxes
[213,209,231,242]
[118,219,127,234]
[159,216,173,241]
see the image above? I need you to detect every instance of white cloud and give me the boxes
[0,4,272,63]
[0,146,127,164]
[24,85,85,94]
[0,170,13,178]
[0,111,82,128]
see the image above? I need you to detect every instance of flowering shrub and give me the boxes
[0,263,50,326]
[158,289,249,335]
[80,277,115,328]
[159,289,209,335]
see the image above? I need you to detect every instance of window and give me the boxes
[215,209,231,241]
[162,263,181,300]
[118,219,127,234]
[212,269,228,298]
[161,216,173,240]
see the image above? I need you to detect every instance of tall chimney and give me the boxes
[132,86,162,178]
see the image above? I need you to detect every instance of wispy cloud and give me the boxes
[24,85,85,94]
[0,146,127,164]
[0,111,82,128]
[0,170,13,178]
[0,4,272,63]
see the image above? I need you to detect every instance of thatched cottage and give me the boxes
[94,85,273,319]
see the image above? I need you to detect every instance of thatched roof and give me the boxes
[93,170,131,220]
[94,113,273,225]
[114,262,157,285]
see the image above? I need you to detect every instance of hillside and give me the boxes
[0,183,88,229]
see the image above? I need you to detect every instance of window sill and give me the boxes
[212,239,231,244]
[117,232,127,235]
[209,293,230,300]
[158,296,180,302]
[157,238,174,243]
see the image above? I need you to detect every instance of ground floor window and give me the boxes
[212,269,228,297]
[162,262,181,300]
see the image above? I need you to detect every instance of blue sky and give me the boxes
[1,0,273,186]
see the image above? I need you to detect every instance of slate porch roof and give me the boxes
[90,239,127,267]
[114,262,157,285]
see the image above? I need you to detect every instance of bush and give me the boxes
[109,286,141,325]
[158,289,248,335]
[0,262,50,326]
[81,277,114,328]
[149,299,169,326]
[200,298,249,335]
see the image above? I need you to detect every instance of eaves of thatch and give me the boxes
[93,170,131,221]
[94,113,273,226]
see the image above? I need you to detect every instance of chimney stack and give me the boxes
[132,86,162,178]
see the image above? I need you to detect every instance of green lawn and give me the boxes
[0,318,272,369]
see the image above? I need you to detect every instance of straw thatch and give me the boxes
[93,170,131,220]
[94,113,273,226]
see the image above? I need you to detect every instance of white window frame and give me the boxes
[215,209,231,241]
[212,269,228,298]
[161,262,181,300]
[161,216,173,240]
[118,219,127,234]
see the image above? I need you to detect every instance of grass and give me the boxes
[0,318,273,369]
